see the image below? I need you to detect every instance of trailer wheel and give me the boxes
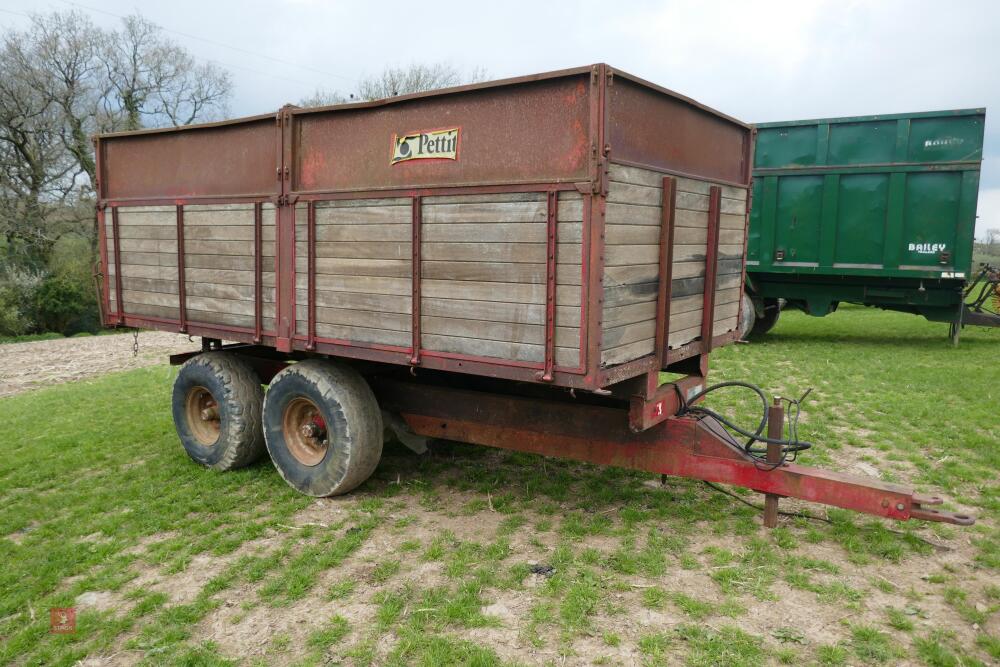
[262,359,383,496]
[172,352,266,471]
[750,298,781,337]
[738,293,756,339]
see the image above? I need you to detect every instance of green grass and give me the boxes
[1,305,998,665]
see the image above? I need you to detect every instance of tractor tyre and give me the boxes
[262,359,383,497]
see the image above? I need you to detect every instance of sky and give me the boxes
[2,0,998,239]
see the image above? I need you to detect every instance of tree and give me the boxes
[0,9,233,334]
[0,9,233,261]
[299,62,487,107]
[986,228,1000,247]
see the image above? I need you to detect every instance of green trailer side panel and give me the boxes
[751,109,984,282]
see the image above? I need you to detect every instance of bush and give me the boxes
[0,267,43,337]
[32,273,97,336]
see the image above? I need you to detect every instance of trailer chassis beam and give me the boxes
[373,378,974,527]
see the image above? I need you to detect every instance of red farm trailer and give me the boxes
[94,64,972,526]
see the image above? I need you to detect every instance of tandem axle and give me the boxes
[168,340,975,529]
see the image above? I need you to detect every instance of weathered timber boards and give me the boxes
[599,163,749,367]
[293,192,584,365]
[108,204,276,332]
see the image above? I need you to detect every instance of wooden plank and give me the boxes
[188,254,276,272]
[307,290,412,315]
[605,224,660,245]
[118,251,176,267]
[185,267,257,286]
[600,338,655,366]
[721,197,747,216]
[423,223,545,243]
[121,289,179,308]
[118,239,178,254]
[603,264,658,287]
[185,225,275,241]
[185,295,276,318]
[189,309,256,330]
[558,199,584,223]
[670,294,703,315]
[604,281,658,308]
[295,257,411,278]
[116,209,175,226]
[421,261,580,286]
[422,333,578,366]
[602,301,658,329]
[314,205,410,226]
[676,191,709,212]
[422,201,546,224]
[720,213,745,230]
[422,298,577,326]
[715,315,739,333]
[601,319,656,347]
[714,287,742,305]
[308,307,411,332]
[116,301,178,319]
[422,315,579,348]
[115,225,176,240]
[108,263,179,280]
[606,202,659,226]
[295,223,410,243]
[675,209,708,229]
[183,239,268,257]
[310,241,410,260]
[293,275,411,297]
[607,181,660,206]
[422,242,545,264]
[422,280,580,307]
[672,274,742,299]
[667,303,740,334]
[605,245,660,266]
[668,325,701,348]
[181,210,255,226]
[304,322,411,348]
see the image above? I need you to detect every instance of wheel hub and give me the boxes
[283,397,329,466]
[185,386,221,446]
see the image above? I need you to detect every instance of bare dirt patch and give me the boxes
[0,331,197,398]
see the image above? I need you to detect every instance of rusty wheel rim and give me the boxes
[282,397,329,466]
[185,385,220,446]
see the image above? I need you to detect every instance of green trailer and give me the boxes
[744,108,999,341]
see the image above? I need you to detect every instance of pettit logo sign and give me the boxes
[391,127,459,164]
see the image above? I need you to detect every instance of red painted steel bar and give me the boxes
[540,190,559,381]
[253,202,263,343]
[410,196,423,365]
[111,207,124,325]
[375,379,974,526]
[701,186,722,352]
[176,204,187,333]
[306,201,317,351]
[656,176,677,365]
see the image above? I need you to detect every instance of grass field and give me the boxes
[1,305,998,666]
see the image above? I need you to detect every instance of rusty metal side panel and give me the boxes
[291,74,594,193]
[100,119,278,200]
[606,76,752,187]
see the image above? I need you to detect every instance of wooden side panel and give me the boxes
[107,206,179,321]
[601,164,748,366]
[419,191,582,366]
[295,198,412,347]
[108,203,277,331]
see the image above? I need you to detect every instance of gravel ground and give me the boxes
[0,331,199,398]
